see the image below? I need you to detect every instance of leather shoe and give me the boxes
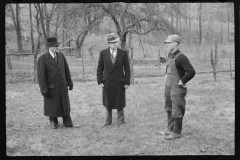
[50,121,58,129]
[164,132,180,140]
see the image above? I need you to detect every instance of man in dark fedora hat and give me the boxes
[97,33,131,127]
[37,37,79,129]
[160,34,195,139]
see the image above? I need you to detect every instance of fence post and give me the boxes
[88,44,96,72]
[6,44,12,70]
[33,40,40,83]
[210,49,216,81]
[228,52,233,79]
[129,47,134,84]
[81,48,85,84]
[158,48,161,69]
[214,39,218,65]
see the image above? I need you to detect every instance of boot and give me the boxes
[165,118,183,140]
[160,111,174,135]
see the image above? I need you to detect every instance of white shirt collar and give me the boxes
[49,50,55,58]
[110,48,117,57]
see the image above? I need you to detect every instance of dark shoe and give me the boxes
[165,132,181,140]
[50,121,58,129]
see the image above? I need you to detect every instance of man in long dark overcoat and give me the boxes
[37,37,78,129]
[97,33,130,127]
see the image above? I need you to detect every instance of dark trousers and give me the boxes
[106,108,124,125]
[49,115,73,127]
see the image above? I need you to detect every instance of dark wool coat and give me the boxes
[97,48,130,110]
[37,51,73,117]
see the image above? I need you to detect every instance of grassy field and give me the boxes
[6,71,234,155]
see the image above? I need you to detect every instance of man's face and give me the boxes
[108,41,118,50]
[50,45,59,53]
[165,42,177,52]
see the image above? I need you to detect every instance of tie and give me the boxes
[54,52,57,63]
[111,50,115,59]
[110,50,115,64]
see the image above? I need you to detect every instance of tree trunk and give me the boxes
[10,4,24,53]
[62,5,66,48]
[228,52,233,79]
[29,4,35,53]
[120,32,127,49]
[210,49,216,81]
[158,48,161,69]
[88,44,96,71]
[81,48,85,83]
[227,4,230,41]
[220,9,223,43]
[16,4,24,53]
[138,35,146,57]
[129,48,134,84]
[54,14,60,38]
[76,30,88,58]
[127,32,132,51]
[33,40,40,83]
[188,4,191,45]
[6,44,12,70]
[37,4,48,51]
[46,19,51,37]
[198,3,202,45]
[214,39,218,65]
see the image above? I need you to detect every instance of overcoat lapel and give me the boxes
[56,52,61,70]
[46,51,58,67]
[110,48,124,73]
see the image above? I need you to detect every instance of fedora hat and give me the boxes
[47,37,60,47]
[107,33,120,43]
[164,35,181,43]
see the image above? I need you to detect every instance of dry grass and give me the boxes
[6,70,234,155]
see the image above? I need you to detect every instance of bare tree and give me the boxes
[29,4,35,53]
[8,4,24,53]
[227,3,234,41]
[100,3,163,50]
[64,4,104,57]
[37,4,48,50]
[198,3,202,45]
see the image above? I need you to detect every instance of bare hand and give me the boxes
[99,83,104,88]
[124,85,129,90]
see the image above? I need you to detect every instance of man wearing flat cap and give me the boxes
[161,34,195,139]
[37,37,78,129]
[97,33,130,127]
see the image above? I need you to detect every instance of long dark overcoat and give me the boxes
[97,48,130,110]
[37,51,73,117]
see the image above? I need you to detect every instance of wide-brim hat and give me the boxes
[47,37,60,47]
[107,33,120,43]
[164,35,181,43]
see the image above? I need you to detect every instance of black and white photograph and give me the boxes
[6,3,235,156]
